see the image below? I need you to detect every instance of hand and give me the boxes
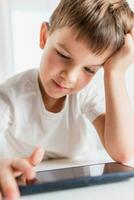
[0,147,44,200]
[103,28,134,75]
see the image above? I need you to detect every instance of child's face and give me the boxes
[39,23,111,100]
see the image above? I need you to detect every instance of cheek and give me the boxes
[40,50,61,76]
[40,52,58,77]
[75,75,92,92]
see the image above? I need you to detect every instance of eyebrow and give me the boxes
[57,43,104,68]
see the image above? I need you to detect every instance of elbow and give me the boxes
[104,139,134,164]
[105,144,134,164]
[110,152,134,164]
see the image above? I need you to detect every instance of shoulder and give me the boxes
[0,68,38,99]
[0,68,38,118]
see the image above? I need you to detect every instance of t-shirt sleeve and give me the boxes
[0,90,13,132]
[80,69,105,122]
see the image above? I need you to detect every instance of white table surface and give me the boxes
[20,151,134,200]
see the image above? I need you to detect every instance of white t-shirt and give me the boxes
[0,68,105,159]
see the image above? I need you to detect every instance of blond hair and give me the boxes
[49,0,134,55]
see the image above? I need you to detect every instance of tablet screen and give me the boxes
[18,162,134,185]
[18,162,134,196]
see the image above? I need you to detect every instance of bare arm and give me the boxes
[93,28,134,163]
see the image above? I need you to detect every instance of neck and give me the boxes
[44,96,66,113]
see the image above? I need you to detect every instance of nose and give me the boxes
[60,67,80,84]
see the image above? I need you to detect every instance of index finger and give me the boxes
[26,147,45,166]
[12,158,35,179]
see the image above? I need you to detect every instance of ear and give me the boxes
[39,22,50,49]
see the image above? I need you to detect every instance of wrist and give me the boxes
[103,58,129,77]
[104,69,126,80]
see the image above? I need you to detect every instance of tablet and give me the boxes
[18,162,134,196]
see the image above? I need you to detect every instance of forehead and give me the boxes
[48,27,111,65]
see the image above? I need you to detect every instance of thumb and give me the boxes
[27,147,45,166]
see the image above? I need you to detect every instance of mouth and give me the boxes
[53,80,70,90]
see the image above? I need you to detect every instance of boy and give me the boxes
[0,0,134,199]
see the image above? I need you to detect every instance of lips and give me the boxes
[53,80,70,90]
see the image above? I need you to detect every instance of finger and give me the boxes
[0,167,20,200]
[17,175,27,186]
[13,170,23,178]
[132,27,134,41]
[124,33,134,52]
[130,27,134,41]
[131,27,134,34]
[12,158,35,180]
[27,147,45,166]
[13,147,44,178]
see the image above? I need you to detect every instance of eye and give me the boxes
[84,67,95,74]
[56,50,70,60]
